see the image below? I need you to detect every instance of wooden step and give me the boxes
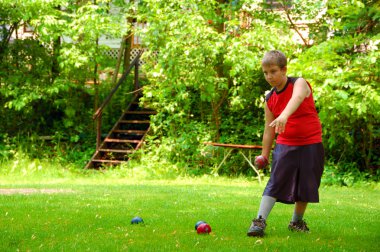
[91,159,125,164]
[124,111,156,115]
[113,129,147,134]
[119,120,150,124]
[99,148,134,153]
[85,93,155,169]
[104,138,141,143]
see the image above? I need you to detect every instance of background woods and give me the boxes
[0,0,379,182]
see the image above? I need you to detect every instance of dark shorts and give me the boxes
[263,143,324,204]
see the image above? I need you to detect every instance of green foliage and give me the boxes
[290,0,380,172]
[58,0,129,80]
[0,134,14,161]
[0,38,52,110]
[140,120,213,176]
[135,0,296,173]
[0,0,68,109]
[0,0,134,166]
[0,132,95,168]
[138,0,292,116]
[0,0,378,178]
[322,161,379,187]
[98,75,139,132]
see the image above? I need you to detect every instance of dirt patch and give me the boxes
[0,188,75,195]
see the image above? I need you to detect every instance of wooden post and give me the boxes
[134,59,139,91]
[112,37,126,85]
[123,30,132,71]
[96,112,102,149]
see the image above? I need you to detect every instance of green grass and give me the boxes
[0,174,379,252]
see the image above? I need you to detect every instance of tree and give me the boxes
[137,0,293,135]
[0,0,130,137]
[290,0,380,172]
[1,0,377,175]
[132,0,337,168]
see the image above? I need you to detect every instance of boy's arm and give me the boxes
[269,78,311,134]
[261,102,276,159]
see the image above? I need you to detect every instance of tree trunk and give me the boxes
[123,1,135,72]
[210,0,229,142]
[94,37,99,113]
[123,32,132,71]
[51,36,61,81]
[112,37,126,84]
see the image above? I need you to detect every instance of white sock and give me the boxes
[257,196,276,220]
[292,212,304,222]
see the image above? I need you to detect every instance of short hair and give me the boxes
[262,50,287,68]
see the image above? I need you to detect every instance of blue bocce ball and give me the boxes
[131,216,144,224]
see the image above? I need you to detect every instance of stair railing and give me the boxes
[93,50,143,149]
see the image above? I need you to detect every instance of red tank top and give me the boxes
[266,77,322,146]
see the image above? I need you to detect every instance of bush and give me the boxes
[322,161,379,187]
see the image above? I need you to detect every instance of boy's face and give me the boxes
[262,64,287,89]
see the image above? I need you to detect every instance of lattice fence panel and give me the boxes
[131,48,145,65]
[102,48,145,65]
[102,48,119,59]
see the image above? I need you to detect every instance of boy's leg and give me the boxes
[292,201,308,222]
[289,201,310,232]
[247,196,276,237]
[258,195,277,219]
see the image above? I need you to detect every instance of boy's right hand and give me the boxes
[254,155,269,169]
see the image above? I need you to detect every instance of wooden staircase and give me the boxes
[85,95,156,169]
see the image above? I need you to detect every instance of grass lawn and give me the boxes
[0,176,379,251]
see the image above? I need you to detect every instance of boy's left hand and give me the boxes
[269,116,287,134]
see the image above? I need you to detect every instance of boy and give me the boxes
[247,50,324,237]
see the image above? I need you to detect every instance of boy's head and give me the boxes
[261,50,287,68]
[261,50,288,89]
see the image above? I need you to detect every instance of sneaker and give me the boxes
[247,216,267,237]
[288,220,310,232]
